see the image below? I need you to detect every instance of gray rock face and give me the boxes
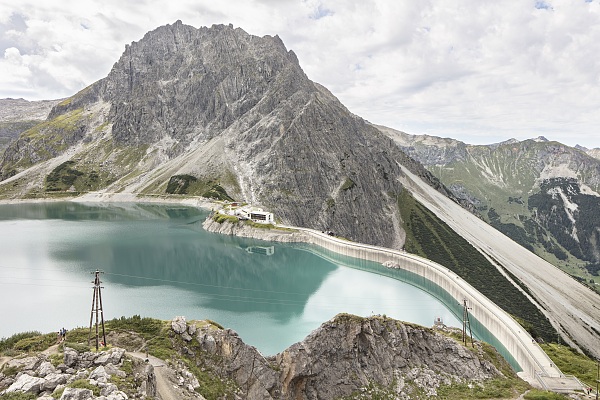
[36,361,56,378]
[177,314,503,399]
[60,387,94,400]
[40,372,67,391]
[4,374,46,394]
[0,346,151,399]
[0,21,454,250]
[0,98,61,153]
[171,315,187,334]
[89,366,109,383]
[275,315,499,399]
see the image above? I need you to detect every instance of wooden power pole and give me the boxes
[88,269,107,351]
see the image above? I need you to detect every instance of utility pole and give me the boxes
[88,270,107,351]
[462,299,474,347]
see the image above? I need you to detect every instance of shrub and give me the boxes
[213,213,239,224]
[244,220,274,229]
[1,365,21,377]
[0,331,43,353]
[13,333,56,352]
[68,379,100,396]
[0,392,37,400]
[341,178,355,191]
[202,183,233,201]
[105,315,164,337]
[166,175,197,194]
[64,342,91,354]
[523,389,569,399]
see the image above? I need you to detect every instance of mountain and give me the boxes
[0,21,450,250]
[377,125,600,284]
[1,21,599,358]
[0,98,61,153]
[576,144,600,160]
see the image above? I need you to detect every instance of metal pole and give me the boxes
[87,270,106,351]
[95,272,100,351]
[98,274,106,348]
[88,272,97,347]
[466,307,474,347]
[461,299,473,347]
[462,300,467,345]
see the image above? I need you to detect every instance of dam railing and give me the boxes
[283,225,570,387]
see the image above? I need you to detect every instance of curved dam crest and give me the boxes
[203,215,579,389]
[0,201,459,355]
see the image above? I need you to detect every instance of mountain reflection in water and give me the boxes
[0,202,460,355]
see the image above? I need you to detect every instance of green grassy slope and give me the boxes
[397,189,556,342]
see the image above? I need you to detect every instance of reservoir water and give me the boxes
[0,202,461,355]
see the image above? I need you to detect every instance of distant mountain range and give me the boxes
[0,98,61,154]
[1,21,598,358]
[377,125,600,286]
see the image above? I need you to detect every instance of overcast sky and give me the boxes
[1,0,599,148]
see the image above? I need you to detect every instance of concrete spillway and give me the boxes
[287,226,585,391]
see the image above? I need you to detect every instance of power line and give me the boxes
[0,266,460,314]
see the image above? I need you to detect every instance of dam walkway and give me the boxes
[283,226,586,393]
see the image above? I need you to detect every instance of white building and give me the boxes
[235,206,274,224]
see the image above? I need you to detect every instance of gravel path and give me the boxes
[128,352,204,400]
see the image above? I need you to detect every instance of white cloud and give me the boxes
[0,0,599,148]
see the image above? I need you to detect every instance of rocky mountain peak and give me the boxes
[2,22,441,249]
[49,21,309,148]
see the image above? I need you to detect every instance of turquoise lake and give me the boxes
[0,202,462,355]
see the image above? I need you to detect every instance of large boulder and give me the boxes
[63,347,79,368]
[3,373,46,395]
[5,356,41,372]
[59,387,94,400]
[171,316,187,334]
[89,365,109,383]
[37,361,56,377]
[41,372,68,391]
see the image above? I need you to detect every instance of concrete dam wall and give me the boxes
[293,227,561,383]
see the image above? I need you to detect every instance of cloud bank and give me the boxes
[1,0,599,148]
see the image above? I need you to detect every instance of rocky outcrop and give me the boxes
[173,315,505,400]
[202,213,310,242]
[0,347,149,400]
[0,98,61,154]
[0,99,62,123]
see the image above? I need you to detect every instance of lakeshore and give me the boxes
[0,199,460,356]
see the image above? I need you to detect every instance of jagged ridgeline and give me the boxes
[0,20,446,249]
[381,126,600,285]
[0,21,560,344]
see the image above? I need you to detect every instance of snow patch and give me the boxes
[580,183,600,197]
[547,186,579,241]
